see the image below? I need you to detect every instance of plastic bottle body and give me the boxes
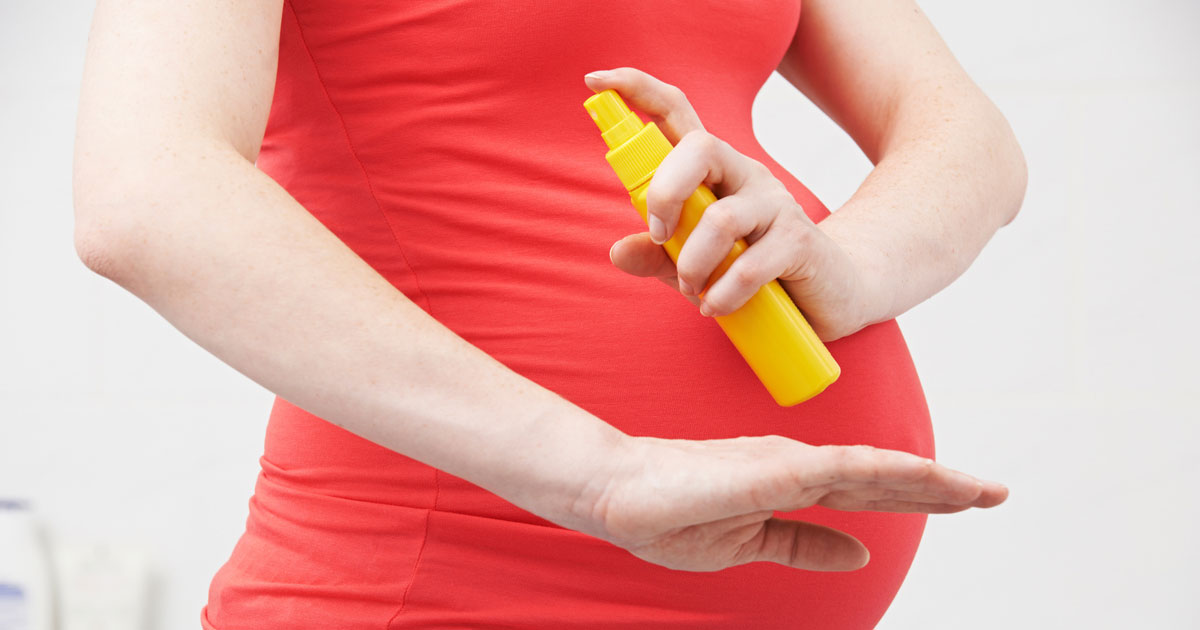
[584,87,839,405]
[627,181,840,406]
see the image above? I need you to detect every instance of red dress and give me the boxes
[202,1,935,627]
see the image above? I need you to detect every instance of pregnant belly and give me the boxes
[419,282,937,531]
[216,292,935,629]
[212,317,933,630]
[435,263,935,455]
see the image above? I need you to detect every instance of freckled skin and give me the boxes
[596,0,1026,345]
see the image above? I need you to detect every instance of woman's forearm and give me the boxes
[73,141,625,536]
[818,84,1028,326]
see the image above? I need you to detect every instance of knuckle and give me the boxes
[750,159,773,179]
[786,217,813,246]
[782,215,810,244]
[838,443,875,464]
[730,259,761,289]
[828,445,852,469]
[668,84,689,107]
[679,128,707,150]
[697,131,720,158]
[674,254,699,286]
[681,129,717,158]
[678,268,703,291]
[770,184,796,208]
[762,434,791,449]
[706,203,741,240]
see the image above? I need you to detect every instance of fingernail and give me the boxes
[648,215,667,243]
[584,70,609,80]
[678,279,693,295]
[608,242,618,263]
[699,302,713,317]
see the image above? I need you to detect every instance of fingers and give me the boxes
[813,444,932,485]
[672,195,762,299]
[583,67,705,144]
[849,501,973,514]
[645,130,762,244]
[609,233,675,277]
[971,481,1010,508]
[815,444,1009,508]
[736,518,869,571]
[818,488,984,513]
[585,66,787,314]
[687,210,807,317]
[582,67,762,248]
[609,233,701,308]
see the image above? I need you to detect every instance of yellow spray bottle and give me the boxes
[583,88,840,406]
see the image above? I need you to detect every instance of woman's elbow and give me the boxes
[73,224,120,279]
[992,108,1028,228]
[73,189,121,280]
[71,156,154,282]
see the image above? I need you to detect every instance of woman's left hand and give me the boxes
[585,67,883,342]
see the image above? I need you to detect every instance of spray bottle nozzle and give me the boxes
[583,89,646,150]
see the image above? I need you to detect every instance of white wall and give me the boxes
[2,1,1197,628]
[754,2,1200,627]
[1,4,273,627]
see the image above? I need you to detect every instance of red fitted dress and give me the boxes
[201,1,935,627]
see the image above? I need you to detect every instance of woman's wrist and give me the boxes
[816,209,899,333]
[479,398,633,538]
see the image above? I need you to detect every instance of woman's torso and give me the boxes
[202,1,935,627]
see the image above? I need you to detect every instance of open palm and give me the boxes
[583,435,1007,572]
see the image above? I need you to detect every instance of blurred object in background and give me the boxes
[0,499,53,630]
[53,541,151,630]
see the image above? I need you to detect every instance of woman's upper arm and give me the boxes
[73,0,284,223]
[774,0,983,164]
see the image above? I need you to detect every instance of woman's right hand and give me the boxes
[570,434,1007,572]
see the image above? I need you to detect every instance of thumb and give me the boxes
[739,518,870,571]
[610,232,676,278]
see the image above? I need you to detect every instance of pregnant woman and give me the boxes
[72,0,1026,628]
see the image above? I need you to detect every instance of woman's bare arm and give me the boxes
[775,0,1028,324]
[73,0,1007,572]
[72,0,625,533]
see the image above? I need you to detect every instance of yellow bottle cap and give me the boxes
[584,89,674,191]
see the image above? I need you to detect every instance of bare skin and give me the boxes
[72,0,1012,573]
[599,2,1027,341]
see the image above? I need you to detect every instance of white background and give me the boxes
[2,1,1197,628]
